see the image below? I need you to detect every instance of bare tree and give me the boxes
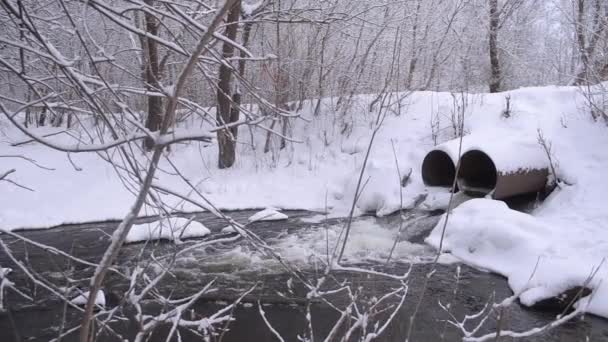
[489,0,502,92]
[488,0,527,92]
[142,0,164,151]
[572,0,607,85]
[216,1,242,169]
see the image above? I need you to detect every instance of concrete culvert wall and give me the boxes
[421,150,456,187]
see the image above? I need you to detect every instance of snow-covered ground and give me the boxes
[2,84,608,317]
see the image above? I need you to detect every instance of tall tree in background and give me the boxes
[216,1,242,168]
[143,0,163,151]
[487,0,528,92]
[488,0,501,92]
[572,0,607,85]
[264,0,292,154]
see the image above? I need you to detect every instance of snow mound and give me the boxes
[338,160,425,217]
[426,198,608,316]
[71,290,106,307]
[126,217,210,243]
[433,133,548,173]
[248,208,288,222]
[221,225,245,234]
[221,226,236,233]
[464,134,549,173]
[426,199,554,268]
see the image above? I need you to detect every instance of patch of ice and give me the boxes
[126,217,210,243]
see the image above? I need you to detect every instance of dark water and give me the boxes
[0,210,606,341]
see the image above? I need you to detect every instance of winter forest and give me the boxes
[0,0,608,341]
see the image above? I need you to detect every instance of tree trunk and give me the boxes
[406,0,422,89]
[37,107,46,127]
[216,1,241,169]
[489,0,501,93]
[572,0,605,85]
[574,0,590,85]
[24,92,31,128]
[229,18,253,139]
[600,63,608,81]
[143,0,163,151]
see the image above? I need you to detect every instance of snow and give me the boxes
[0,267,10,278]
[434,133,549,173]
[242,0,263,16]
[221,225,237,233]
[125,217,211,243]
[248,208,288,222]
[0,267,14,305]
[467,137,549,173]
[427,196,608,317]
[2,84,608,317]
[420,189,469,211]
[70,290,106,307]
[221,225,245,234]
[337,161,425,216]
[432,135,467,163]
[424,85,608,318]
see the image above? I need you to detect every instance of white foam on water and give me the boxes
[172,217,435,278]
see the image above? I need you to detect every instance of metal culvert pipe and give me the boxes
[421,150,456,186]
[458,148,549,199]
[421,137,469,187]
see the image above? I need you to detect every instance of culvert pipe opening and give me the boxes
[457,150,497,196]
[421,150,456,187]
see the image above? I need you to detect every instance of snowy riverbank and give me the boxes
[2,84,608,318]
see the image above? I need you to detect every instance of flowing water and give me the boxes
[0,210,606,341]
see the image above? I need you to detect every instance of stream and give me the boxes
[0,210,607,341]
